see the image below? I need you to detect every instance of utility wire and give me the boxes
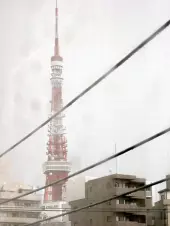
[0,19,170,159]
[1,126,170,205]
[0,208,168,212]
[24,178,168,226]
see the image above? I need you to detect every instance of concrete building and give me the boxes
[61,176,96,225]
[69,174,152,226]
[65,176,96,202]
[153,175,170,226]
[0,182,42,226]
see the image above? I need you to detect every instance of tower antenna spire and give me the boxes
[54,0,60,57]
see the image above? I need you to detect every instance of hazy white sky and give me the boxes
[0,0,170,194]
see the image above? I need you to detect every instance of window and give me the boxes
[121,183,125,188]
[107,201,111,205]
[15,201,22,206]
[161,194,165,200]
[27,213,37,218]
[125,199,129,204]
[146,187,151,191]
[1,213,7,217]
[48,194,52,201]
[115,182,119,187]
[125,184,129,188]
[107,216,112,222]
[160,211,166,220]
[152,216,155,225]
[90,219,93,225]
[89,186,92,192]
[24,202,31,207]
[74,222,78,226]
[117,199,124,204]
[116,215,125,221]
[48,186,52,192]
[12,212,19,217]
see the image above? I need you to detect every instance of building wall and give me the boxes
[65,176,96,202]
[153,198,170,226]
[152,175,170,226]
[69,174,152,226]
[0,184,42,225]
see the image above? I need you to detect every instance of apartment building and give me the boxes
[0,182,42,226]
[69,174,152,226]
[153,175,170,226]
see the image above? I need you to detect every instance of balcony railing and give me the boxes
[0,217,39,224]
[114,188,146,198]
[115,204,147,215]
[0,206,42,212]
[116,222,146,226]
[0,192,42,201]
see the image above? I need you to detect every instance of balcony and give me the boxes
[0,217,39,224]
[116,222,146,226]
[43,161,71,173]
[115,204,146,215]
[0,192,41,201]
[0,206,41,212]
[114,188,146,199]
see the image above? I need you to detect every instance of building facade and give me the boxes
[153,175,170,226]
[0,183,41,226]
[69,174,152,226]
[65,176,96,202]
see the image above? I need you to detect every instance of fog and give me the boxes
[0,0,170,196]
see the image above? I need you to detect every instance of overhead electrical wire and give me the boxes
[24,177,169,226]
[0,208,168,212]
[1,126,170,205]
[0,19,170,159]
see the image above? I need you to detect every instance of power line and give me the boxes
[24,178,168,226]
[0,208,169,212]
[1,126,170,206]
[0,19,170,160]
[1,126,170,204]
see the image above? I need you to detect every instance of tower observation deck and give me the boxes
[43,0,71,204]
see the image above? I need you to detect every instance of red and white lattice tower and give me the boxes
[43,0,71,205]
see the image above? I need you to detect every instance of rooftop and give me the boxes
[0,182,34,192]
[0,182,42,202]
[86,173,146,183]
